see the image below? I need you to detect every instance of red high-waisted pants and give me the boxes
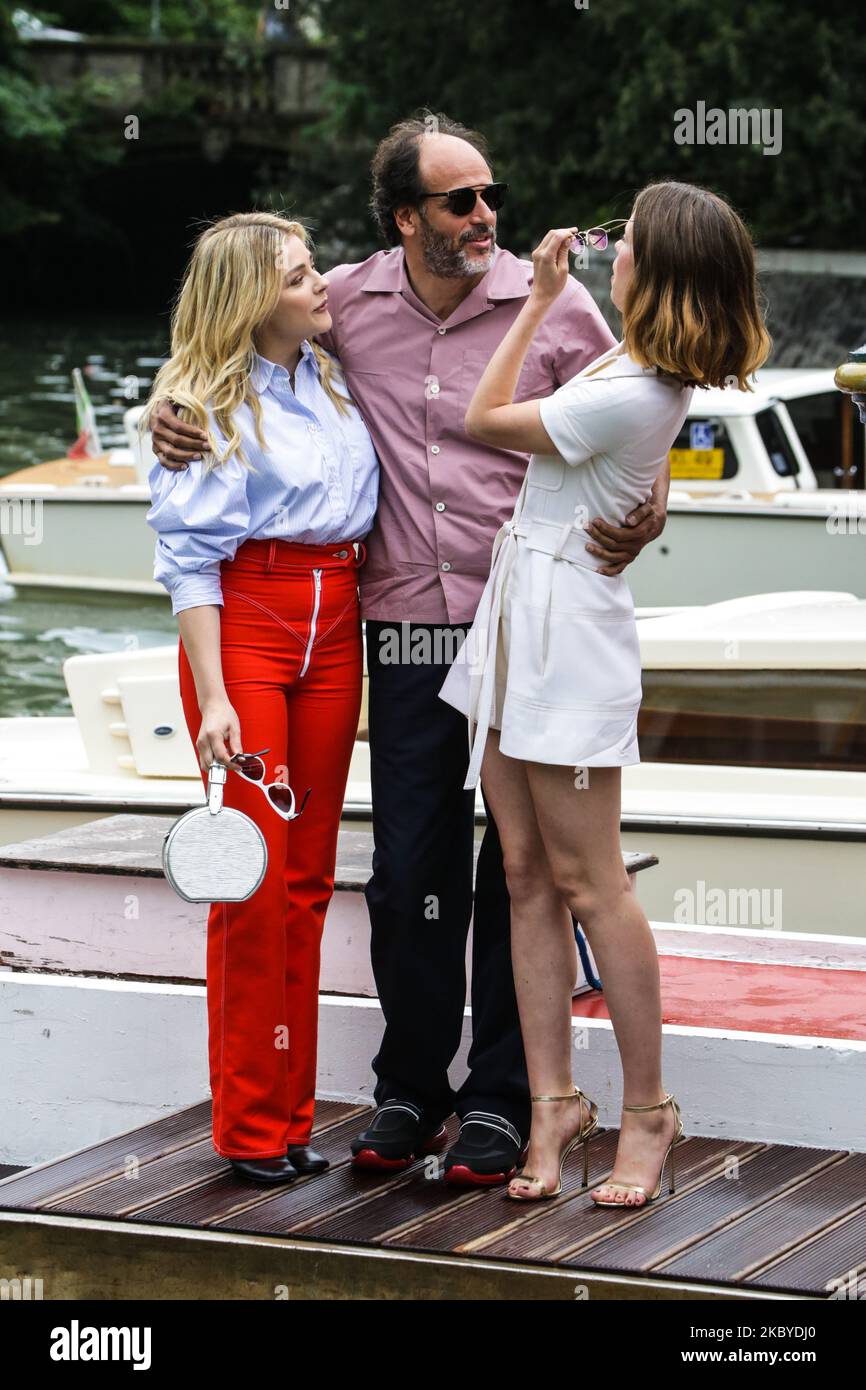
[178,535,365,1158]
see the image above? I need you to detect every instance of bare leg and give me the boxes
[478,731,594,1196]
[525,761,679,1205]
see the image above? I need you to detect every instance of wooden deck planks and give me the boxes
[0,1098,862,1297]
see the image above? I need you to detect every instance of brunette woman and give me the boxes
[439,181,770,1207]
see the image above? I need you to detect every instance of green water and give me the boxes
[0,315,178,718]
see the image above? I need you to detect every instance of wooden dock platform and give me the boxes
[2,1097,863,1300]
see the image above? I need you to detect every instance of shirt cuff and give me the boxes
[169,574,224,616]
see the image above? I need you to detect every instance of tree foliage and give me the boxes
[0,2,125,238]
[23,0,263,41]
[1,0,863,289]
[306,0,865,251]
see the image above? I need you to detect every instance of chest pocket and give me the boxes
[527,453,566,491]
[458,350,493,413]
[458,349,554,413]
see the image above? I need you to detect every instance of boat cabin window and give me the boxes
[783,391,864,490]
[755,407,799,477]
[668,418,737,481]
[638,670,866,771]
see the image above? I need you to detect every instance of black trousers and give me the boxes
[364,621,531,1140]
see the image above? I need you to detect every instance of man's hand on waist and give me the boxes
[151,400,208,471]
[584,496,666,577]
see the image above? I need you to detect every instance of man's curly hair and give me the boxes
[369,110,493,247]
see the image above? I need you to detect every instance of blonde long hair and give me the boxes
[143,211,352,472]
[621,181,771,391]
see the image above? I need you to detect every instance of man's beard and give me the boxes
[418,213,497,278]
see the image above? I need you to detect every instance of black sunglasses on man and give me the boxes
[417,182,508,217]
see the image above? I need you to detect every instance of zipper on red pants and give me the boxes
[298,568,323,678]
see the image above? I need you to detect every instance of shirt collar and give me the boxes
[583,342,660,378]
[250,339,317,394]
[360,244,531,302]
[482,245,535,301]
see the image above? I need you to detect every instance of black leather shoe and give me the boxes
[443,1112,527,1186]
[286,1145,329,1174]
[229,1155,299,1184]
[350,1100,449,1172]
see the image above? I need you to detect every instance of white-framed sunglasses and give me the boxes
[226,748,311,821]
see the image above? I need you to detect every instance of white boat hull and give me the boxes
[1,717,864,935]
[628,501,866,606]
[0,488,163,595]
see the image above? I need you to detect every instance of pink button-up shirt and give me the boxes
[318,244,616,624]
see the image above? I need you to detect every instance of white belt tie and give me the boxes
[462,514,603,791]
[463,520,523,789]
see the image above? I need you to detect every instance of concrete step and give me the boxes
[0,812,655,991]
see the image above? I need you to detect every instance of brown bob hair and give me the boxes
[621,181,771,390]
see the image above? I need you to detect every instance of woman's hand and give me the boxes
[196,696,242,771]
[530,227,578,307]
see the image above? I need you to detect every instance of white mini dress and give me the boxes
[438,341,693,789]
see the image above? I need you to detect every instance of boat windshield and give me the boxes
[783,390,864,490]
[755,407,800,478]
[639,669,866,771]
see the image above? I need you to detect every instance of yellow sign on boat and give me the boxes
[669,447,725,479]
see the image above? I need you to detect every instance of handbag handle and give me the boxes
[207,762,227,815]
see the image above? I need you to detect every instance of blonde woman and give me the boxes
[144,212,378,1183]
[439,181,770,1206]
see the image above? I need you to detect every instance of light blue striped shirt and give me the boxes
[145,341,379,615]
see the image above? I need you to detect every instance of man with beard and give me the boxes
[150,112,669,1185]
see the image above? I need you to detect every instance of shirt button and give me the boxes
[335,549,349,559]
[437,327,447,335]
[430,445,440,454]
[435,502,446,512]
[429,383,440,394]
[441,561,452,572]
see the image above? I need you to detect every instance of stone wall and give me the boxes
[569,250,866,368]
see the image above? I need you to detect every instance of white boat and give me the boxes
[1,591,864,935]
[0,640,371,846]
[629,370,866,605]
[0,403,160,595]
[2,369,865,604]
[623,590,866,937]
[671,368,861,493]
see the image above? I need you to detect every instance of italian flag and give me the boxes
[68,368,104,459]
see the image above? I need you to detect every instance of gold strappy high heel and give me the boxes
[590,1091,685,1208]
[505,1086,599,1201]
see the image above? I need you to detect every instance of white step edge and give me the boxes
[649,921,866,970]
[0,972,864,1168]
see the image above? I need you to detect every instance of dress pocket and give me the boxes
[526,453,565,491]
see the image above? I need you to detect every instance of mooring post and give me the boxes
[834,343,866,488]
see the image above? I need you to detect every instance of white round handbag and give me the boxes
[162,763,267,903]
